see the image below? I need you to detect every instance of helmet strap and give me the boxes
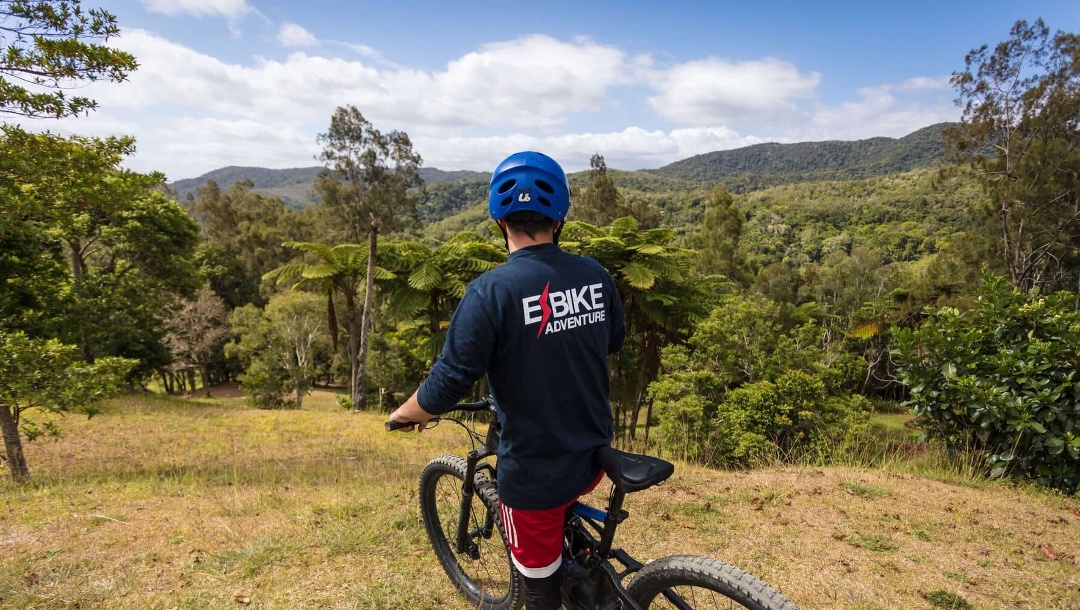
[552,221,563,247]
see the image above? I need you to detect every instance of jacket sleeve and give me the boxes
[416,285,496,414]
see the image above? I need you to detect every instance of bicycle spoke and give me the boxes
[433,476,511,592]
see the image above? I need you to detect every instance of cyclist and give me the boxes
[389,151,626,610]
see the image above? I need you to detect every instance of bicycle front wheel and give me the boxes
[625,555,798,610]
[419,455,522,610]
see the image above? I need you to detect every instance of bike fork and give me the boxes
[455,449,481,557]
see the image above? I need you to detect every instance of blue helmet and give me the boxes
[488,151,571,221]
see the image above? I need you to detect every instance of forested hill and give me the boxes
[168,166,490,208]
[648,122,953,192]
[167,123,953,207]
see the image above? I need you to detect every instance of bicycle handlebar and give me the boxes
[384,397,494,431]
[385,419,439,431]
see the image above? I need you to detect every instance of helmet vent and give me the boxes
[497,179,517,195]
[538,197,551,207]
[535,179,555,194]
[500,196,513,207]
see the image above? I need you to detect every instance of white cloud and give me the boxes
[417,34,634,131]
[414,126,770,175]
[48,29,958,180]
[897,76,951,91]
[139,0,252,19]
[91,31,634,133]
[278,23,317,48]
[647,57,821,127]
[807,82,958,140]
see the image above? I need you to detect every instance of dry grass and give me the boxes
[2,390,1078,609]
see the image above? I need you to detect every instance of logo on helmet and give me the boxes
[517,188,532,203]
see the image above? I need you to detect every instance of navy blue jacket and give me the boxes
[417,243,625,509]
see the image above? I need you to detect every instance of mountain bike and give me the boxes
[388,397,798,610]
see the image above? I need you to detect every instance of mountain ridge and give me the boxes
[168,122,955,208]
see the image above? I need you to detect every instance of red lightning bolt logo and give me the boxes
[537,281,551,338]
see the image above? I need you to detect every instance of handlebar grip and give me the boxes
[385,418,440,431]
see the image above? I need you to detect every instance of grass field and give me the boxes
[2,389,1078,609]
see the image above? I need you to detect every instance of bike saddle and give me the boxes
[597,446,674,493]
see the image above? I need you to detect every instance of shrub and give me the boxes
[893,274,1080,492]
[655,368,872,468]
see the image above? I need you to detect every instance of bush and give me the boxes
[236,359,290,409]
[654,368,872,468]
[893,274,1080,492]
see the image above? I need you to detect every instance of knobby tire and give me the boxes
[419,455,522,610]
[625,554,798,610]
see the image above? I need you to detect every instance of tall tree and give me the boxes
[0,126,200,375]
[1,0,137,118]
[573,153,628,226]
[687,185,752,286]
[264,242,378,411]
[313,106,423,409]
[947,19,1080,293]
[187,179,312,308]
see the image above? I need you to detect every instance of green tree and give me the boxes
[573,153,628,226]
[0,126,200,376]
[313,105,423,410]
[947,19,1080,293]
[687,184,752,285]
[228,292,329,409]
[649,295,868,466]
[1,0,137,118]
[187,179,312,308]
[0,329,133,482]
[264,242,378,410]
[379,232,504,362]
[894,274,1080,491]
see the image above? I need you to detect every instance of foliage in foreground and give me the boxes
[0,329,133,482]
[894,274,1080,492]
[648,294,871,466]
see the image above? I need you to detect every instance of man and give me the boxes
[389,151,625,609]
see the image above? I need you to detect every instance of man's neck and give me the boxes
[504,225,557,253]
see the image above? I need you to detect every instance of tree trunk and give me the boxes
[356,216,378,411]
[345,286,361,410]
[643,398,654,445]
[68,241,96,363]
[0,406,30,484]
[200,364,212,397]
[627,332,653,440]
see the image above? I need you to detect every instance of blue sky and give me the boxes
[28,0,1080,181]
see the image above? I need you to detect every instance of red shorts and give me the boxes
[499,473,604,578]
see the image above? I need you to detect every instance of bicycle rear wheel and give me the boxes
[625,555,797,610]
[419,455,522,610]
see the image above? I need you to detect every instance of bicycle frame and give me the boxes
[563,492,648,610]
[403,400,797,610]
[433,400,649,610]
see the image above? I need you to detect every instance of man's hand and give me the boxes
[388,389,435,432]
